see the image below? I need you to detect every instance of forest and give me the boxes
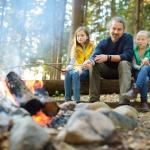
[1,1,150,150]
[0,0,150,80]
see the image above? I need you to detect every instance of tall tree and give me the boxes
[135,0,142,33]
[71,0,85,36]
[111,0,116,17]
[67,0,85,61]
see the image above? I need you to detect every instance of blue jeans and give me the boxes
[64,69,89,102]
[134,65,150,101]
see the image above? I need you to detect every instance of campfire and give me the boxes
[0,71,59,126]
[0,71,140,150]
[32,110,52,126]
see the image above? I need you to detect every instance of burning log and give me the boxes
[5,71,43,115]
[6,71,37,105]
[5,71,59,121]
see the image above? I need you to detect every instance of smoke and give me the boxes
[0,0,67,79]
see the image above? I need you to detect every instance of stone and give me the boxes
[59,101,77,111]
[75,102,111,111]
[114,105,138,120]
[98,108,138,130]
[10,116,51,150]
[57,109,115,144]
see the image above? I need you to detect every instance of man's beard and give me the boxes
[111,34,120,42]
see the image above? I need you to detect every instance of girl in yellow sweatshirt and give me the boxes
[62,26,94,103]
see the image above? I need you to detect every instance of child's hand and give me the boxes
[142,58,149,65]
[75,67,83,75]
[61,68,68,74]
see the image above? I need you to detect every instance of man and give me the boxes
[83,16,134,105]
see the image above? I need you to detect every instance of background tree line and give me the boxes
[0,0,150,80]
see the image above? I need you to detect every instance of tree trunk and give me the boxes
[71,0,85,36]
[135,0,142,33]
[111,0,116,17]
[67,0,85,61]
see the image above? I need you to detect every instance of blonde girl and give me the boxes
[123,30,150,111]
[62,26,94,103]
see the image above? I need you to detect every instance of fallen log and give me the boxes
[43,79,150,96]
[5,72,150,98]
[43,79,119,96]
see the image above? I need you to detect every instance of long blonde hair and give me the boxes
[70,26,90,58]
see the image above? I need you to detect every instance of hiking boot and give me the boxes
[89,98,99,103]
[122,83,139,100]
[119,99,130,105]
[140,102,149,112]
[64,99,72,102]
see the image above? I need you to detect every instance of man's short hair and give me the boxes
[108,16,126,29]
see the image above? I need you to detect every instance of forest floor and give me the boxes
[54,94,150,150]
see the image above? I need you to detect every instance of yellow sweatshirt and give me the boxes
[68,41,94,70]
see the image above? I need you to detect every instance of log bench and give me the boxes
[43,79,150,96]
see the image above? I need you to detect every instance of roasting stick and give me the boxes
[0,64,37,71]
[31,61,63,71]
[0,61,87,72]
[0,62,62,71]
[32,60,87,72]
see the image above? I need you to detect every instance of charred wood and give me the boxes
[5,71,59,116]
[6,71,37,105]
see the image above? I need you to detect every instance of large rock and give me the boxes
[86,102,111,110]
[98,108,138,130]
[59,101,77,111]
[114,105,138,120]
[57,109,115,144]
[75,102,111,111]
[0,112,12,132]
[10,116,52,150]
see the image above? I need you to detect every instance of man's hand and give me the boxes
[94,54,108,63]
[83,60,94,69]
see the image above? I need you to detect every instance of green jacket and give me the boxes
[134,45,150,65]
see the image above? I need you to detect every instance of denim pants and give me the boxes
[64,69,89,102]
[134,65,150,101]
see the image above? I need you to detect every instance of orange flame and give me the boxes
[25,80,43,94]
[32,110,52,126]
[26,80,51,126]
[33,80,43,89]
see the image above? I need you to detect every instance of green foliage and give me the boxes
[1,0,150,80]
[141,2,150,31]
[84,0,150,42]
[52,90,64,97]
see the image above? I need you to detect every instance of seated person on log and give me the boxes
[61,26,94,103]
[123,30,150,112]
[83,16,134,105]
